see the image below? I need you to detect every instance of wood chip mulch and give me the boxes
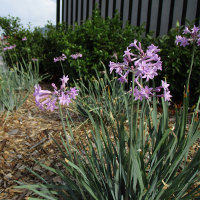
[0,87,87,199]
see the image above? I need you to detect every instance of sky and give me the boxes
[0,0,56,30]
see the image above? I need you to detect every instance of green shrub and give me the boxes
[62,9,145,80]
[0,15,22,36]
[1,13,200,104]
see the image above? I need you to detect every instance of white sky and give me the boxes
[0,0,56,29]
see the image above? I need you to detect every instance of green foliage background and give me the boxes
[0,10,199,103]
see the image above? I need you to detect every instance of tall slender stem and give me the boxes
[60,60,65,75]
[130,72,135,143]
[186,43,195,94]
[125,73,135,200]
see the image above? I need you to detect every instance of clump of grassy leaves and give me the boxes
[16,70,200,200]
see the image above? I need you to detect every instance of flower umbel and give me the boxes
[34,76,78,111]
[54,54,67,62]
[70,53,83,60]
[109,40,171,101]
[22,37,27,41]
[3,44,16,51]
[176,25,200,47]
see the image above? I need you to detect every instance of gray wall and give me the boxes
[57,0,200,36]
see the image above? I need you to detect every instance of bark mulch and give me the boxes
[0,91,87,199]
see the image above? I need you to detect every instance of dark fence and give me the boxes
[56,0,200,36]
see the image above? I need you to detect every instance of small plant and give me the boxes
[17,26,200,199]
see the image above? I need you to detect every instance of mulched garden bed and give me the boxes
[0,87,199,199]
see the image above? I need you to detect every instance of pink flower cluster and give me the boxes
[109,40,171,101]
[3,44,16,51]
[175,25,200,47]
[22,37,27,41]
[54,54,67,62]
[70,53,82,59]
[34,75,78,111]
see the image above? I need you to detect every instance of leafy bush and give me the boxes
[1,13,200,104]
[0,15,22,36]
[62,9,145,80]
[0,10,145,81]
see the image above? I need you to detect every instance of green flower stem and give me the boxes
[179,43,196,142]
[130,72,135,143]
[60,60,65,75]
[125,72,135,200]
[186,43,195,94]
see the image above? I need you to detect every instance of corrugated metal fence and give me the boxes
[56,0,200,36]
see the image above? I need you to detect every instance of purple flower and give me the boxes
[59,92,71,105]
[123,48,136,63]
[175,36,189,47]
[71,53,82,59]
[129,40,145,57]
[118,76,128,83]
[140,86,153,100]
[183,27,191,34]
[133,85,153,101]
[68,87,79,99]
[60,75,69,89]
[3,47,8,51]
[22,37,27,41]
[197,37,200,46]
[109,40,172,102]
[51,83,57,90]
[163,90,172,101]
[118,70,129,83]
[54,54,67,62]
[133,87,143,101]
[109,61,127,75]
[3,44,16,51]
[157,80,172,101]
[34,76,78,111]
[46,98,58,111]
[191,25,199,35]
[147,44,160,54]
[176,25,200,47]
[161,80,170,90]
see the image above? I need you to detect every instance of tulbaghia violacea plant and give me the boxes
[3,44,16,51]
[53,53,67,62]
[176,25,200,92]
[70,53,83,60]
[175,25,200,47]
[22,37,27,41]
[17,32,200,200]
[33,75,78,111]
[53,53,67,74]
[109,40,172,101]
